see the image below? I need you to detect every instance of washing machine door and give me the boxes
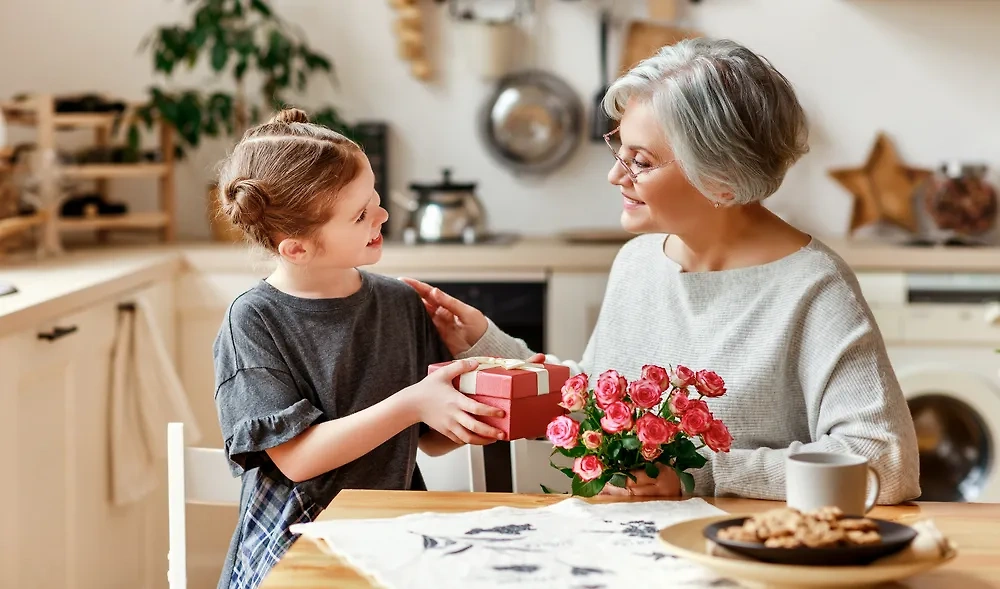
[897,367,999,502]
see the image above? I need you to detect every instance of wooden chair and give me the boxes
[166,422,242,589]
[416,445,487,492]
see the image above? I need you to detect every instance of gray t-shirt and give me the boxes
[213,271,450,589]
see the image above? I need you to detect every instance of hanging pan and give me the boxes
[477,69,584,176]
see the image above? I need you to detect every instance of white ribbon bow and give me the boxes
[458,357,550,396]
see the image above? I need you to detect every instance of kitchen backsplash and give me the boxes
[1,0,998,241]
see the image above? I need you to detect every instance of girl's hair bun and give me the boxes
[270,107,310,125]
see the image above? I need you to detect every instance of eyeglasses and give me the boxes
[603,127,674,182]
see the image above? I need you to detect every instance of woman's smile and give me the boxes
[622,193,646,210]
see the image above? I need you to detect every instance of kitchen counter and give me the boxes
[2,236,1000,334]
[259,489,1000,589]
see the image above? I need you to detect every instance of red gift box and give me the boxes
[428,357,571,440]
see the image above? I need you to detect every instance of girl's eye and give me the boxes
[356,210,367,223]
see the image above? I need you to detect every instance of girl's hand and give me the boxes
[599,467,682,498]
[400,278,489,356]
[404,358,506,445]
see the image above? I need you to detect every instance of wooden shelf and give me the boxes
[0,212,47,241]
[58,211,170,232]
[61,163,169,179]
[1,101,133,129]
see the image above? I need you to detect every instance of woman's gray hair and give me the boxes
[603,37,809,204]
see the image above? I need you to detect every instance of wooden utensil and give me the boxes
[619,21,701,74]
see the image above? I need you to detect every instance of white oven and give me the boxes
[861,272,1000,502]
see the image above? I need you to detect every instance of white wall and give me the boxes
[1,0,999,241]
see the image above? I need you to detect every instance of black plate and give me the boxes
[704,517,918,566]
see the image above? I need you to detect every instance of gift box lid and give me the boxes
[429,357,571,399]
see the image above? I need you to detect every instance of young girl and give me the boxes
[212,107,506,589]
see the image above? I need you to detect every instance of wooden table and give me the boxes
[260,490,1000,589]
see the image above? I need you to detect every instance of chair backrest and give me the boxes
[510,439,574,494]
[416,445,486,492]
[167,422,241,589]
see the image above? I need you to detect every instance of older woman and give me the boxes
[403,37,920,503]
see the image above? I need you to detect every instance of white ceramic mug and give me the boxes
[785,452,881,517]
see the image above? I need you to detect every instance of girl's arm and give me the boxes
[266,359,505,482]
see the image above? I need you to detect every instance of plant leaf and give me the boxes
[250,0,273,17]
[608,439,622,461]
[608,473,628,488]
[644,463,660,480]
[675,468,695,494]
[572,475,608,498]
[565,445,587,459]
[621,435,641,451]
[540,484,556,494]
[558,467,575,479]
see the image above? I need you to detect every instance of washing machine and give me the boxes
[860,271,1000,503]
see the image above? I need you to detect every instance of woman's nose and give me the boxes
[608,161,631,187]
[375,206,389,225]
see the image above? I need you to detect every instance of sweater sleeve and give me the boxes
[694,276,921,505]
[457,318,587,376]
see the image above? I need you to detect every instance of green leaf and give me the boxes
[572,475,608,498]
[540,484,559,494]
[558,467,575,479]
[565,446,587,459]
[608,439,622,461]
[211,38,229,72]
[621,435,641,451]
[675,451,707,471]
[250,0,273,17]
[608,473,628,488]
[676,469,695,494]
[644,463,660,480]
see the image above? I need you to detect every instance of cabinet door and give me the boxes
[546,272,609,362]
[0,314,81,589]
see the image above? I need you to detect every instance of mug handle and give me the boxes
[864,466,881,513]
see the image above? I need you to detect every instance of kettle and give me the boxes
[393,169,488,243]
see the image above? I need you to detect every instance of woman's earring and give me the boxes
[714,202,720,209]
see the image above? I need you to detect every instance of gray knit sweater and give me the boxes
[459,234,921,503]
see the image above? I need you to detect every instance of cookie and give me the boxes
[839,518,878,532]
[718,525,761,544]
[846,530,882,546]
[719,505,882,549]
[765,535,802,548]
[809,506,844,523]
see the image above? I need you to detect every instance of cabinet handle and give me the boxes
[37,325,78,341]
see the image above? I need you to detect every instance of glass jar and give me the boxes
[923,162,998,237]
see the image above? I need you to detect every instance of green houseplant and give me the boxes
[128,0,352,158]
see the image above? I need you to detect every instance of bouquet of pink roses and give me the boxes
[544,364,733,497]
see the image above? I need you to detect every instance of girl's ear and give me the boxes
[276,237,311,264]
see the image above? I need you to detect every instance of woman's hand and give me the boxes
[599,467,682,498]
[400,277,489,356]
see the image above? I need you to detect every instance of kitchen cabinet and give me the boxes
[546,272,609,362]
[0,280,172,589]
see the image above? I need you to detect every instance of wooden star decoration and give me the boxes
[828,132,933,234]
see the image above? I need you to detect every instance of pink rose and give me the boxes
[703,419,733,452]
[640,443,663,462]
[582,429,603,450]
[546,415,580,449]
[594,370,627,408]
[573,455,604,482]
[599,401,633,434]
[559,389,586,412]
[668,390,691,415]
[695,370,727,398]
[670,365,696,388]
[636,413,677,446]
[640,364,670,392]
[687,399,710,415]
[628,378,663,410]
[679,404,713,436]
[561,373,589,396]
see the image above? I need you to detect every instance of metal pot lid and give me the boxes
[408,168,477,193]
[478,70,584,175]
